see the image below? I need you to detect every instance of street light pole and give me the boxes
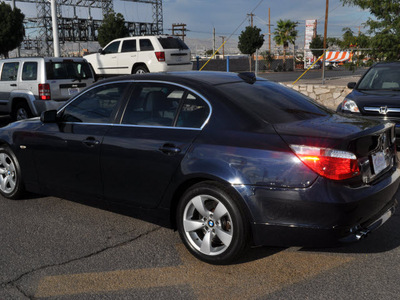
[50,0,60,57]
[322,0,329,84]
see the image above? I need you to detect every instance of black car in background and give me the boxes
[338,62,400,141]
[0,71,398,264]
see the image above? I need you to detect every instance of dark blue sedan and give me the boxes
[0,71,398,264]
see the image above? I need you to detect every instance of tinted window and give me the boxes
[61,83,126,123]
[121,39,137,52]
[103,41,120,54]
[46,61,93,80]
[357,65,400,90]
[1,62,19,81]
[122,83,181,127]
[176,94,209,128]
[216,80,329,124]
[22,62,38,81]
[158,37,189,50]
[139,39,154,51]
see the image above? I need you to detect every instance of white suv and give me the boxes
[84,35,193,76]
[0,57,95,120]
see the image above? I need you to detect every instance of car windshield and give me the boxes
[357,65,400,90]
[46,61,93,80]
[215,80,330,124]
[158,37,189,50]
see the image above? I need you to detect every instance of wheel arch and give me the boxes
[131,63,149,74]
[168,176,254,236]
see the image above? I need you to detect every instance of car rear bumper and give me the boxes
[237,165,400,247]
[33,99,67,116]
[150,62,193,72]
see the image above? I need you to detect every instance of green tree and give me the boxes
[273,19,298,69]
[0,2,25,58]
[98,11,129,47]
[238,26,264,71]
[309,35,324,58]
[341,0,400,60]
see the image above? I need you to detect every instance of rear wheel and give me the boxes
[13,102,32,121]
[177,182,249,264]
[0,146,24,199]
[132,65,149,74]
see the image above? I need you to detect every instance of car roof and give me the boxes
[97,71,267,87]
[372,61,400,67]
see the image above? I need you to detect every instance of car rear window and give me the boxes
[216,80,330,124]
[46,61,93,80]
[158,37,189,50]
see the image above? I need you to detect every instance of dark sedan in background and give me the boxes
[0,71,398,264]
[338,62,400,142]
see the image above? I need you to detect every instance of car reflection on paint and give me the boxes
[0,71,398,264]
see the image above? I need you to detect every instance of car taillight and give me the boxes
[155,51,165,62]
[290,145,360,180]
[39,84,51,100]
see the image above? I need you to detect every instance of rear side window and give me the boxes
[216,81,330,124]
[1,62,19,81]
[139,39,154,51]
[22,62,38,81]
[46,61,93,80]
[121,39,137,52]
[158,37,189,50]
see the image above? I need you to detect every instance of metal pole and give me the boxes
[227,56,230,72]
[51,0,60,57]
[255,49,259,75]
[322,0,329,84]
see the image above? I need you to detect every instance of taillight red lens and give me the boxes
[290,145,360,180]
[155,51,165,62]
[38,84,51,100]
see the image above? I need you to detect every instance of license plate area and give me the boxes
[372,150,389,175]
[68,87,79,95]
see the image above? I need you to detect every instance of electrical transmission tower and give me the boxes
[15,0,163,56]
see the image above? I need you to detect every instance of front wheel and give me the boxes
[177,182,249,264]
[0,147,24,199]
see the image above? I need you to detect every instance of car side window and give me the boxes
[61,83,126,124]
[22,62,38,81]
[176,94,210,128]
[103,41,120,54]
[139,39,154,51]
[121,83,181,127]
[1,62,19,81]
[121,39,137,52]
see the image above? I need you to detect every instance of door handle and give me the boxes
[159,143,181,155]
[82,137,100,147]
[10,84,17,87]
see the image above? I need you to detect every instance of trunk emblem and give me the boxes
[379,106,388,114]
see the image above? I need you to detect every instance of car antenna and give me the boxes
[238,72,256,84]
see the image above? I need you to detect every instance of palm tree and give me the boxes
[273,19,298,70]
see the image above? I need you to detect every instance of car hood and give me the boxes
[347,89,400,107]
[273,113,391,152]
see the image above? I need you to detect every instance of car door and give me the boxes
[0,61,19,113]
[101,81,211,208]
[118,39,137,74]
[96,40,121,75]
[32,82,130,200]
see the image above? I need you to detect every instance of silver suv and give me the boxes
[84,35,192,76]
[0,57,95,120]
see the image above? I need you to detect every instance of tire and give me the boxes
[13,102,32,121]
[177,182,249,264]
[132,65,149,74]
[0,146,24,199]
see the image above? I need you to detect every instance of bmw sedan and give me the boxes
[338,62,400,142]
[0,71,399,264]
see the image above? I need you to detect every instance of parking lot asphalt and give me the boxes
[1,193,400,299]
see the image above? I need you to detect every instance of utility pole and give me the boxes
[219,36,226,58]
[268,8,271,52]
[322,0,329,84]
[50,0,60,57]
[213,28,216,55]
[172,23,187,41]
[247,13,255,27]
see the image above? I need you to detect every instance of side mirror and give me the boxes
[347,82,356,89]
[40,110,58,123]
[98,48,104,54]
